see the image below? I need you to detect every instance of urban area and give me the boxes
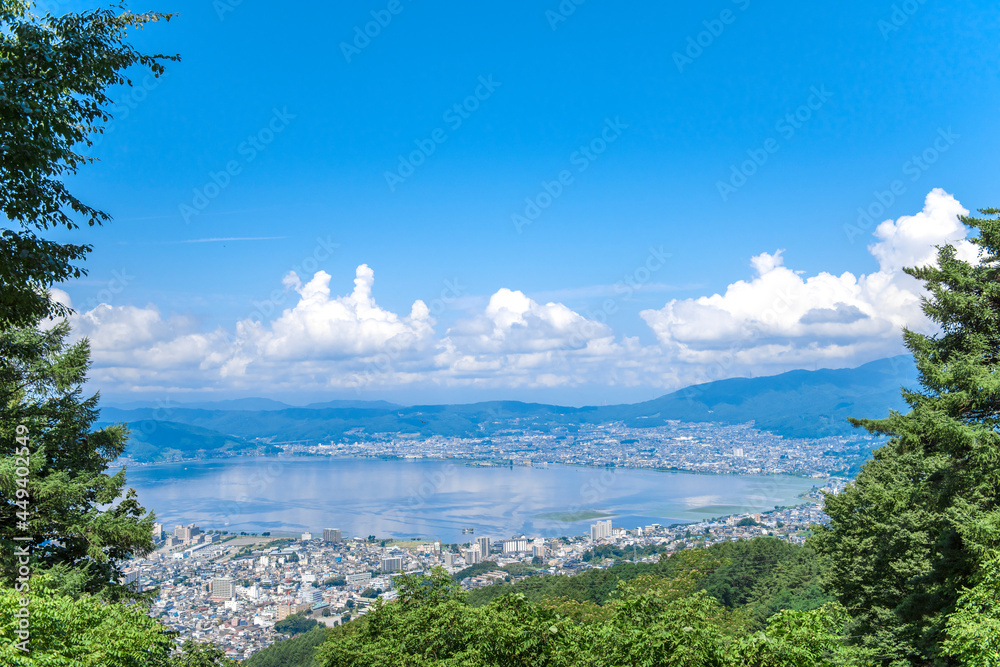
[127,479,845,661]
[199,421,880,478]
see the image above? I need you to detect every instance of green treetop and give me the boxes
[0,0,177,328]
[816,206,1000,664]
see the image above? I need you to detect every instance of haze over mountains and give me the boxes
[106,397,404,412]
[100,356,918,463]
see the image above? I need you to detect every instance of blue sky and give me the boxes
[38,0,1000,405]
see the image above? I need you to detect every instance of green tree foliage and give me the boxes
[451,560,499,581]
[734,602,870,667]
[314,564,860,667]
[700,538,833,628]
[0,2,217,663]
[941,552,1000,666]
[1,0,180,602]
[170,639,239,667]
[0,322,156,600]
[466,537,830,629]
[816,206,1000,664]
[0,0,177,327]
[581,541,671,562]
[244,625,327,667]
[274,613,321,636]
[601,575,745,667]
[0,574,174,665]
[0,575,233,666]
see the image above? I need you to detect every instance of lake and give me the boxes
[120,456,824,543]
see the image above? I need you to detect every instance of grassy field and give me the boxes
[387,539,433,548]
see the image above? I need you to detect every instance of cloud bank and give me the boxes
[67,189,977,400]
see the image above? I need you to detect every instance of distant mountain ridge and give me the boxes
[612,355,919,437]
[99,356,918,458]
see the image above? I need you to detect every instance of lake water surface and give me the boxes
[121,457,823,543]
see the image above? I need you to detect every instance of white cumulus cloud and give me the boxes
[238,264,435,362]
[444,288,614,356]
[418,288,632,391]
[639,188,975,380]
[67,190,981,401]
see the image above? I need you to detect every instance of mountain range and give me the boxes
[99,355,919,462]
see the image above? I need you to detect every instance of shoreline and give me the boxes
[109,452,844,483]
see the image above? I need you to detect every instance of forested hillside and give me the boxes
[244,626,327,667]
[314,558,855,666]
[464,538,831,627]
[114,420,259,462]
[615,356,919,437]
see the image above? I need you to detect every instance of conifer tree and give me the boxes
[816,206,1000,664]
[1,0,177,600]
[0,321,155,600]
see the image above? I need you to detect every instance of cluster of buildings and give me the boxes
[435,536,548,568]
[128,478,845,660]
[590,519,612,541]
[148,522,225,558]
[270,421,877,477]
